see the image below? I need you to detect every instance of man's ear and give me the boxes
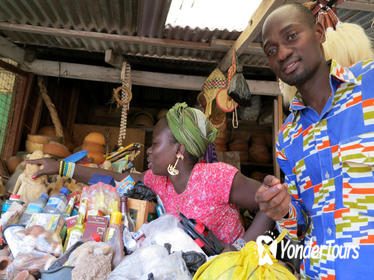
[315,22,326,44]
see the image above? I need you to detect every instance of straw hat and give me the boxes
[202,68,226,117]
[216,88,238,112]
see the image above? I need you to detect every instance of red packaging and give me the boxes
[65,216,78,230]
[82,215,109,241]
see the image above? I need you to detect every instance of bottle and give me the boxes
[43,187,69,214]
[63,195,76,219]
[64,198,88,251]
[120,196,135,232]
[19,193,48,225]
[104,211,122,242]
[1,194,24,214]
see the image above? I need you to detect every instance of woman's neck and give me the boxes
[169,162,195,194]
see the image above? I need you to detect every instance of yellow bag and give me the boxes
[193,230,296,280]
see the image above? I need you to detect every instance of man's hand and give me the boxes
[26,158,59,179]
[255,175,291,221]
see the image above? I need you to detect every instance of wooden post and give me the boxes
[30,94,43,134]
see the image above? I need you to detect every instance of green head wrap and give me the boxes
[166,102,218,158]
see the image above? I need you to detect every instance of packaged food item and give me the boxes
[64,198,88,251]
[82,215,109,241]
[19,193,48,225]
[3,225,25,257]
[26,213,64,234]
[116,175,135,196]
[0,202,25,233]
[43,187,69,214]
[86,183,120,216]
[104,211,122,242]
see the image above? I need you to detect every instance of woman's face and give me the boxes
[146,118,178,176]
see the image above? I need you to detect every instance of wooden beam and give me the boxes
[20,59,281,96]
[337,0,374,12]
[0,22,264,55]
[218,0,285,72]
[105,49,124,69]
[0,36,25,64]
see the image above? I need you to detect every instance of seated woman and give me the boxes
[30,103,273,249]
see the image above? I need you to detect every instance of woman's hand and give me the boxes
[26,158,60,178]
[221,242,238,252]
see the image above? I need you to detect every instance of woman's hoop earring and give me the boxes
[167,153,184,176]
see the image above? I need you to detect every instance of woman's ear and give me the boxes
[177,143,187,156]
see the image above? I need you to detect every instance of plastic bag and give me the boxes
[227,50,251,106]
[140,214,205,255]
[182,252,206,276]
[107,225,125,268]
[126,181,157,202]
[193,231,296,280]
[65,241,113,280]
[108,244,191,280]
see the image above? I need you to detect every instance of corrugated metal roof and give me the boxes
[0,0,373,72]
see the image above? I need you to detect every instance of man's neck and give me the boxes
[298,62,331,115]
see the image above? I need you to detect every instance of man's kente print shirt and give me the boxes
[276,59,374,280]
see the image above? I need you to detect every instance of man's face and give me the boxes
[262,7,324,86]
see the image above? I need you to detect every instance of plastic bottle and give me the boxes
[120,196,135,232]
[1,194,24,214]
[63,195,76,219]
[43,187,69,214]
[104,211,122,242]
[64,198,88,251]
[19,193,48,225]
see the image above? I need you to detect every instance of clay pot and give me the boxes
[84,132,105,146]
[87,152,105,164]
[6,156,22,174]
[239,151,249,162]
[157,109,168,120]
[43,142,71,158]
[134,112,154,127]
[215,143,227,152]
[25,140,43,153]
[38,126,57,137]
[248,144,271,163]
[82,141,105,154]
[27,134,61,144]
[229,142,249,152]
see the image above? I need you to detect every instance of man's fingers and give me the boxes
[263,175,281,187]
[256,183,283,203]
[31,170,44,179]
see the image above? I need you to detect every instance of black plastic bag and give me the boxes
[228,51,252,106]
[182,251,207,275]
[126,181,157,202]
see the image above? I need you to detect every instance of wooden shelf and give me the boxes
[241,161,273,167]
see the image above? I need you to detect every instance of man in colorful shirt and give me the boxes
[256,3,374,279]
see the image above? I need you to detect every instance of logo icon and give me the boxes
[256,234,278,265]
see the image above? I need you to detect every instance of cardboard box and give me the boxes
[127,198,157,231]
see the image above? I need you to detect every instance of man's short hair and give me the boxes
[284,2,316,28]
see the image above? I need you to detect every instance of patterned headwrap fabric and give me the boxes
[166,102,218,158]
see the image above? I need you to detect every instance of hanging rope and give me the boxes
[116,61,132,147]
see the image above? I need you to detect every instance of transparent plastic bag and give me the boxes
[140,214,205,255]
[108,244,191,280]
